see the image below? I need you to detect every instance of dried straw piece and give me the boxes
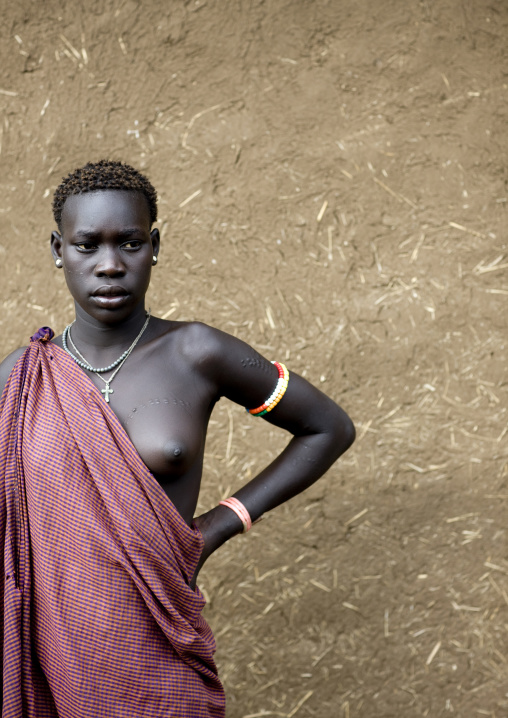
[309,579,331,592]
[451,601,481,612]
[179,189,202,208]
[488,575,508,607]
[342,602,361,613]
[161,307,177,320]
[182,103,222,154]
[253,677,282,695]
[449,221,486,239]
[373,176,417,208]
[316,201,328,223]
[345,508,368,526]
[265,305,276,329]
[286,690,313,717]
[59,34,82,62]
[311,646,332,667]
[426,640,441,665]
[484,561,508,574]
[355,420,373,442]
[473,255,506,274]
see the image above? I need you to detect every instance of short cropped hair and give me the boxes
[52,159,158,228]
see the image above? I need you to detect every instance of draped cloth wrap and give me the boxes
[0,329,225,717]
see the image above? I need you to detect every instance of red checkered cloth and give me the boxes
[0,328,225,717]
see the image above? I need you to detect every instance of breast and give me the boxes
[129,428,201,478]
[117,397,204,479]
[162,439,188,467]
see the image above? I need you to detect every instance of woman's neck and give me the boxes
[69,304,149,357]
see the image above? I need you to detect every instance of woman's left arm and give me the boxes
[190,324,355,583]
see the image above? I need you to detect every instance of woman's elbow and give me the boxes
[343,415,356,450]
[331,406,356,456]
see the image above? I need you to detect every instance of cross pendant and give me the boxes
[101,385,114,403]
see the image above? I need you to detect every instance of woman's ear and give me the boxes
[150,227,160,260]
[50,231,63,265]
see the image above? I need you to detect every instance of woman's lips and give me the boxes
[92,286,128,297]
[91,287,129,307]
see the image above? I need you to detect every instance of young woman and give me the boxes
[0,160,355,717]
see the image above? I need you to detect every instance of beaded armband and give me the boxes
[247,361,289,417]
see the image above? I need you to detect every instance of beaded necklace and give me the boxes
[62,312,151,403]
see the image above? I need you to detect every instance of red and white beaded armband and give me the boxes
[246,361,289,417]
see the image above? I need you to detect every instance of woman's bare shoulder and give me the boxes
[0,347,27,396]
[156,320,229,357]
[170,320,246,363]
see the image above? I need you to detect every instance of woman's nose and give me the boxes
[94,248,126,276]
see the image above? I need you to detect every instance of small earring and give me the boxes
[152,255,158,265]
[55,258,63,268]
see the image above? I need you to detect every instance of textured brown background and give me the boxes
[1,1,507,715]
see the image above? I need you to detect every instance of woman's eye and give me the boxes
[123,241,142,250]
[76,242,96,251]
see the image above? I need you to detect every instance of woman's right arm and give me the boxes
[0,348,26,397]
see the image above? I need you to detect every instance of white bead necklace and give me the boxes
[62,312,151,403]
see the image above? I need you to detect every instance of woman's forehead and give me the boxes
[61,190,151,233]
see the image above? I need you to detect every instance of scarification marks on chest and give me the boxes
[126,397,192,423]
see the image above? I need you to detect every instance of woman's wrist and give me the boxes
[218,497,252,533]
[195,503,244,555]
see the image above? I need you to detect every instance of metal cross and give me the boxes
[101,385,114,403]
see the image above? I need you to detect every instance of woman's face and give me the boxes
[51,190,160,324]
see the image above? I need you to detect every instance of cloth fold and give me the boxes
[1,330,225,717]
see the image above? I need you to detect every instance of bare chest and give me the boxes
[84,361,215,481]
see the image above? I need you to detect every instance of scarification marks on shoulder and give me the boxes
[240,356,272,373]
